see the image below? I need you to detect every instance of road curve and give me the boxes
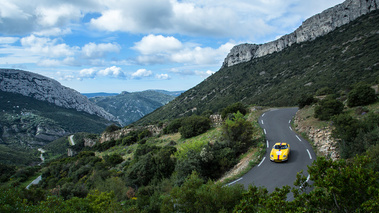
[229,108,315,194]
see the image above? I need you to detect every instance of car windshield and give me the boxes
[274,145,287,149]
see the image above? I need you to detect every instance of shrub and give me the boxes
[179,116,211,139]
[347,82,377,107]
[316,87,333,96]
[297,94,315,109]
[222,111,254,155]
[122,136,135,146]
[163,118,184,134]
[104,124,121,133]
[104,153,124,166]
[138,129,151,140]
[221,102,247,120]
[314,97,344,120]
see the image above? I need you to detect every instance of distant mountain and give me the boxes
[89,90,177,126]
[82,92,119,98]
[135,6,379,125]
[151,90,184,97]
[0,69,120,165]
[0,69,119,123]
[0,90,115,165]
[83,90,184,98]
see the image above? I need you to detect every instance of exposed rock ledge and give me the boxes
[223,0,379,67]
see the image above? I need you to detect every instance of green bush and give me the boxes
[297,94,315,109]
[104,153,124,166]
[221,102,247,120]
[333,113,379,159]
[222,112,254,155]
[104,124,121,133]
[347,82,377,107]
[162,172,244,213]
[316,87,333,96]
[163,118,184,134]
[179,116,211,139]
[314,97,344,120]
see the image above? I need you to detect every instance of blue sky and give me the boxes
[0,0,344,93]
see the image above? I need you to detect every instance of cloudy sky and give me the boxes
[0,0,344,93]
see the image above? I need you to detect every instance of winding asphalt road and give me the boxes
[228,108,315,197]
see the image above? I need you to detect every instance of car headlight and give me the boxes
[270,155,274,158]
[283,155,287,158]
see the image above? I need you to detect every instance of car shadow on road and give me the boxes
[287,149,298,164]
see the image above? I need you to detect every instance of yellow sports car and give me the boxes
[270,142,290,162]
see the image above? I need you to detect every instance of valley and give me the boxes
[0,0,378,211]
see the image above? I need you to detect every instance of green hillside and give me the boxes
[0,90,113,165]
[136,10,379,125]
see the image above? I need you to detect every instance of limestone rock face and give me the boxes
[0,69,119,123]
[223,44,259,67]
[223,0,379,67]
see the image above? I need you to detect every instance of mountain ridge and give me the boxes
[135,8,379,125]
[0,69,120,124]
[90,90,177,126]
[223,0,379,67]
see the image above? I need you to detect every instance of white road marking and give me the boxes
[262,113,265,117]
[307,149,312,160]
[226,177,243,186]
[258,157,266,167]
[288,120,291,124]
[296,135,301,141]
[266,140,269,148]
[264,129,267,134]
[289,126,292,131]
[300,174,311,189]
[261,120,264,125]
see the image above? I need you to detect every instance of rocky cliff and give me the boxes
[223,0,379,67]
[0,69,119,123]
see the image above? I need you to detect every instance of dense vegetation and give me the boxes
[136,10,379,125]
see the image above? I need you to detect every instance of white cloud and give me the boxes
[35,4,82,27]
[131,69,153,79]
[81,42,120,58]
[90,0,173,33]
[133,34,182,55]
[38,59,62,67]
[20,34,75,58]
[78,66,125,79]
[156,73,170,80]
[133,35,235,66]
[170,41,235,65]
[0,0,344,39]
[80,68,97,78]
[0,37,19,44]
[98,66,125,78]
[34,28,72,37]
[195,70,215,78]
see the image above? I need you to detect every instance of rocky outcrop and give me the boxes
[294,111,339,161]
[35,123,67,141]
[223,0,379,67]
[84,138,96,147]
[99,124,164,143]
[0,69,119,123]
